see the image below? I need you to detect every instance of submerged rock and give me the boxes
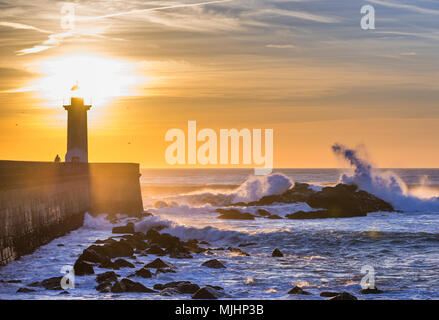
[130,267,152,278]
[271,248,284,257]
[202,259,226,269]
[192,286,223,299]
[16,287,36,293]
[329,292,358,300]
[96,271,119,283]
[112,222,135,234]
[216,209,255,220]
[40,277,63,290]
[145,258,175,269]
[320,291,339,298]
[113,258,135,269]
[154,281,200,295]
[74,260,95,276]
[111,278,156,293]
[288,286,311,295]
[360,287,383,294]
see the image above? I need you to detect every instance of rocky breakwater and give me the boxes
[225,182,394,220]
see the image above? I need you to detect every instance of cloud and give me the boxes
[367,0,439,15]
[0,21,51,33]
[265,44,295,49]
[259,8,341,24]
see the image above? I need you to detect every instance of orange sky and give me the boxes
[1,0,439,168]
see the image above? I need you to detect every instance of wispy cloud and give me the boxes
[259,8,341,24]
[79,0,233,22]
[367,0,439,15]
[266,44,295,49]
[0,21,51,34]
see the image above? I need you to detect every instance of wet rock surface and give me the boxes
[202,259,226,269]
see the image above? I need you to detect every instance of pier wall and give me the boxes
[0,161,143,266]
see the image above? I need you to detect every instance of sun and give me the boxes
[30,54,143,107]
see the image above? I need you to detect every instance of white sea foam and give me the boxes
[332,143,439,212]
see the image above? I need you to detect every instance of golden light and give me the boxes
[29,54,144,107]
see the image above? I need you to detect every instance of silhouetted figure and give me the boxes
[54,154,61,162]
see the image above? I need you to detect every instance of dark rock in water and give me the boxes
[16,287,36,293]
[329,292,358,300]
[306,184,393,218]
[216,209,255,220]
[111,278,156,293]
[288,286,311,295]
[266,214,282,219]
[102,240,134,258]
[112,222,135,234]
[177,282,200,294]
[131,267,152,278]
[95,281,113,293]
[146,244,166,255]
[256,209,271,217]
[155,268,177,275]
[7,279,21,283]
[74,259,95,276]
[145,258,174,269]
[154,281,200,294]
[237,182,393,219]
[59,291,70,295]
[169,250,193,259]
[286,210,332,220]
[122,235,148,250]
[192,286,223,299]
[271,248,283,257]
[40,277,63,290]
[320,291,339,298]
[57,244,64,247]
[360,287,383,294]
[202,259,226,269]
[113,258,135,268]
[78,246,111,264]
[238,242,257,247]
[160,287,180,296]
[227,247,250,256]
[96,271,119,283]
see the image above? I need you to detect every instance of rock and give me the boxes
[57,244,64,247]
[96,271,119,283]
[176,282,200,294]
[111,278,156,293]
[286,210,332,220]
[329,292,358,300]
[360,287,383,294]
[155,268,177,275]
[238,242,257,247]
[227,247,250,256]
[59,291,70,295]
[113,259,135,268]
[102,240,134,258]
[216,209,255,220]
[16,287,36,293]
[266,214,282,219]
[169,250,193,259]
[237,182,394,219]
[271,248,284,257]
[154,201,169,208]
[112,222,135,234]
[202,259,226,269]
[131,267,152,278]
[145,258,174,269]
[74,260,94,276]
[146,244,166,255]
[7,279,21,283]
[40,277,63,290]
[192,286,224,299]
[320,291,339,298]
[288,286,311,295]
[95,281,113,293]
[256,209,271,216]
[160,287,180,296]
[78,246,111,264]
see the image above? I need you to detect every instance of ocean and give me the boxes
[0,168,439,300]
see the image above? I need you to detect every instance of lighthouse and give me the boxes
[64,95,91,163]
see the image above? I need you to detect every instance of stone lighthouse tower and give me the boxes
[64,95,91,163]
